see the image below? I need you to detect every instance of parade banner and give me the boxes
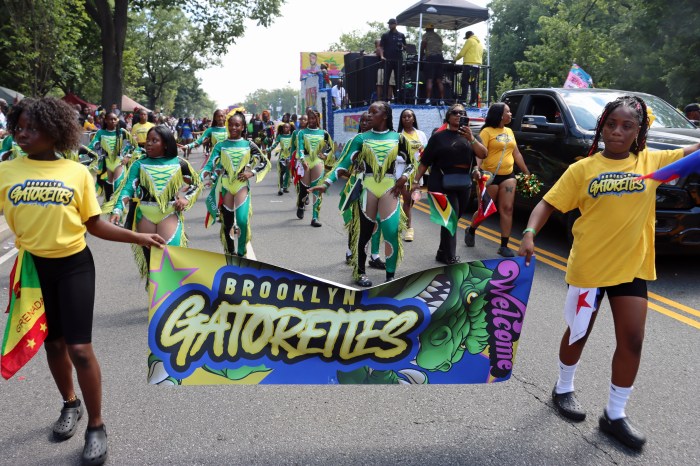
[147,247,535,385]
[300,52,346,80]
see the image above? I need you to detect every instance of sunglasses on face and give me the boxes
[450,110,466,116]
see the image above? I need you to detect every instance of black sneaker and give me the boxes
[465,229,475,247]
[356,275,372,287]
[278,189,283,196]
[551,388,586,422]
[345,252,352,264]
[368,257,385,269]
[599,411,646,450]
[498,246,515,257]
[311,218,322,227]
[447,256,461,265]
[385,272,395,282]
[296,207,304,219]
[283,188,290,193]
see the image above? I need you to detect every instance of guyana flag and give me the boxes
[2,250,46,380]
[427,191,458,235]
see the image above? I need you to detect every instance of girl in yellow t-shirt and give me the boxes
[1,97,165,465]
[398,109,428,242]
[518,95,700,450]
[466,103,530,256]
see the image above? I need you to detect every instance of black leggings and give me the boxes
[439,189,469,258]
[32,247,96,344]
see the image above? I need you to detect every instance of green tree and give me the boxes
[328,21,385,53]
[0,0,87,97]
[129,7,216,111]
[83,0,285,108]
[243,88,298,117]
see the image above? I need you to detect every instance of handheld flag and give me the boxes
[564,64,593,89]
[2,250,47,380]
[471,174,497,228]
[427,191,458,235]
[638,149,700,183]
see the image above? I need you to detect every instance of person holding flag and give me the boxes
[518,95,700,450]
[0,97,164,465]
[412,104,486,264]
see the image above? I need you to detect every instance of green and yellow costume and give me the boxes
[187,125,228,151]
[269,133,293,192]
[296,127,334,221]
[108,156,201,277]
[86,128,136,202]
[201,138,269,257]
[333,129,413,280]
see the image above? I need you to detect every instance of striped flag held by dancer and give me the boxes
[2,250,47,380]
[427,191,458,235]
[637,149,700,183]
[471,175,497,228]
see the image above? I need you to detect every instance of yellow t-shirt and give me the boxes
[131,122,155,145]
[0,157,102,258]
[544,148,684,287]
[479,126,516,175]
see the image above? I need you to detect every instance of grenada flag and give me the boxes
[2,250,47,379]
[428,191,458,235]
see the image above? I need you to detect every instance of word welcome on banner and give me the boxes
[146,247,535,385]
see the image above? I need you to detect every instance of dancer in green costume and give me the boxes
[200,112,269,257]
[86,112,137,202]
[108,126,201,278]
[179,109,228,161]
[295,108,334,227]
[268,122,294,195]
[312,102,413,286]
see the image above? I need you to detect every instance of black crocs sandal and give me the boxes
[53,399,83,441]
[82,424,108,466]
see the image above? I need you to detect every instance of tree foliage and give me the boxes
[243,88,299,117]
[488,0,700,106]
[0,0,88,97]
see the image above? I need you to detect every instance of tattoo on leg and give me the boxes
[505,186,514,193]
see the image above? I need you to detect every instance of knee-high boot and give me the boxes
[220,205,236,255]
[355,210,377,280]
[296,181,309,219]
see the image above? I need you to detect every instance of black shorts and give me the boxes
[601,277,648,300]
[425,54,445,80]
[490,172,515,185]
[31,247,96,345]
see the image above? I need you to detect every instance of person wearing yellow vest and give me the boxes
[454,31,484,107]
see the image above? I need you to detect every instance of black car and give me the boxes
[500,88,700,252]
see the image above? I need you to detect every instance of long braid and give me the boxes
[588,95,649,156]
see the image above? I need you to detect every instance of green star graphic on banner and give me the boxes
[148,248,198,307]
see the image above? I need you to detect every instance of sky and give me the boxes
[198,0,490,108]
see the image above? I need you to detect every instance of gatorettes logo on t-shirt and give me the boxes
[588,172,645,198]
[9,179,74,206]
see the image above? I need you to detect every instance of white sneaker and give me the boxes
[404,227,415,242]
[425,98,431,105]
[439,100,445,106]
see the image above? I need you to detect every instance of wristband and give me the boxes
[469,138,477,145]
[522,227,537,236]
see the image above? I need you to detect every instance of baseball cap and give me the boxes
[388,18,397,24]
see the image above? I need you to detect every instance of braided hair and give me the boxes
[371,101,394,131]
[588,95,649,156]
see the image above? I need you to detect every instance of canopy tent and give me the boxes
[0,86,25,104]
[62,93,98,112]
[121,95,151,113]
[396,0,490,104]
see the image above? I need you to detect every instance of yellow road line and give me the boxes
[412,200,700,328]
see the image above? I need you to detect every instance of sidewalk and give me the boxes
[0,214,13,244]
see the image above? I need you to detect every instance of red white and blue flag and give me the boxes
[638,149,700,183]
[471,175,497,228]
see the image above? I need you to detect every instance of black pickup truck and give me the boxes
[500,88,700,252]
